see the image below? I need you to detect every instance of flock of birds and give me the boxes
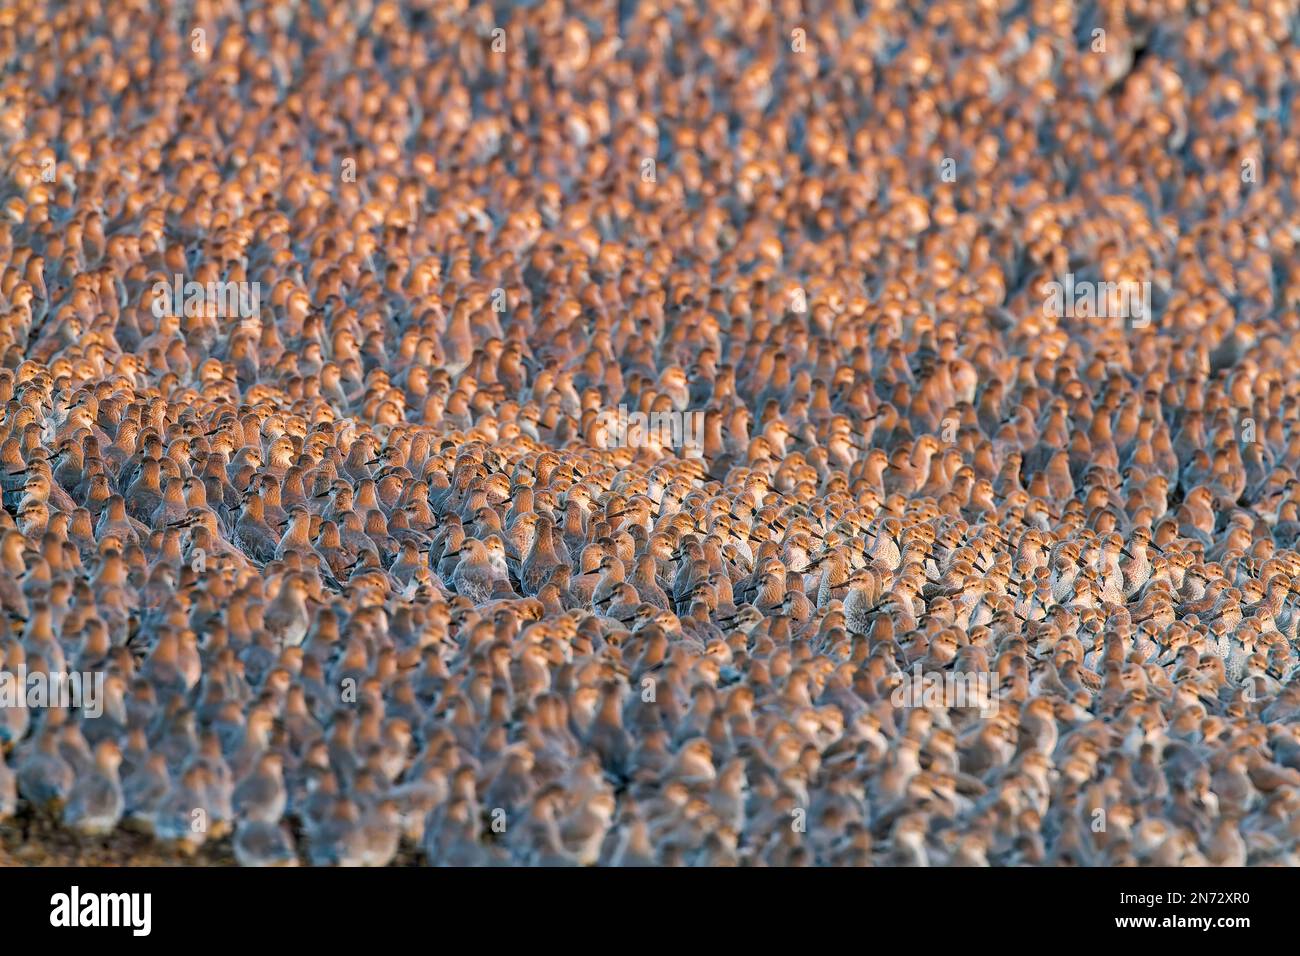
[1,0,1300,866]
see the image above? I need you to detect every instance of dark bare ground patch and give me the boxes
[0,806,426,866]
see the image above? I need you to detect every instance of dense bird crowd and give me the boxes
[2,0,1300,865]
